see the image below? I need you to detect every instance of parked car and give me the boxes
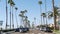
[44,27,53,33]
[40,27,46,31]
[0,31,2,34]
[40,27,53,33]
[15,28,29,32]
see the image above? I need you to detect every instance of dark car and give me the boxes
[40,27,53,33]
[44,27,53,33]
[15,28,29,32]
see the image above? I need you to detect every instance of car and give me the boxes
[0,31,2,34]
[15,28,29,32]
[44,27,53,33]
[40,27,53,33]
[40,27,46,31]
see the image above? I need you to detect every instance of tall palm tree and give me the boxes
[15,7,18,28]
[24,16,28,27]
[32,22,35,29]
[48,6,59,30]
[52,0,56,30]
[11,1,15,29]
[38,1,42,25]
[45,0,48,25]
[8,0,12,29]
[34,17,36,26]
[8,0,15,29]
[5,0,8,30]
[28,20,30,28]
[19,10,27,27]
[41,13,46,25]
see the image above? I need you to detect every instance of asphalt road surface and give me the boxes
[3,29,54,34]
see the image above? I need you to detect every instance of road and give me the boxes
[3,29,54,34]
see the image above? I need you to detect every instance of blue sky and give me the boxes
[0,0,60,29]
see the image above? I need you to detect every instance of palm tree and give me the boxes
[52,0,56,30]
[8,0,12,29]
[15,7,18,28]
[8,0,15,29]
[34,17,36,26]
[38,1,42,25]
[19,10,27,27]
[45,0,48,25]
[41,13,46,25]
[5,0,8,30]
[24,16,28,27]
[19,13,24,27]
[48,6,59,30]
[32,22,34,29]
[11,1,15,29]
[28,20,30,28]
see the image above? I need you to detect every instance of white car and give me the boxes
[40,27,46,31]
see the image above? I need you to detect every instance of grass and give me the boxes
[53,30,60,34]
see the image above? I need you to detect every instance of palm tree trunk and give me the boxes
[12,6,14,29]
[45,0,47,25]
[6,0,8,30]
[41,16,42,25]
[10,12,11,29]
[52,0,56,30]
[40,4,42,25]
[45,16,48,26]
[43,17,45,25]
[10,4,11,29]
[15,10,18,28]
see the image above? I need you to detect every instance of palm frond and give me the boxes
[48,6,59,19]
[15,7,18,10]
[8,0,12,4]
[41,13,46,17]
[38,1,42,4]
